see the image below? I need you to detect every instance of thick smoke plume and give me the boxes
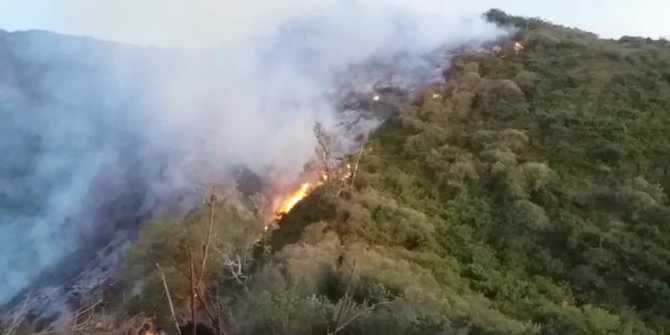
[0,1,507,304]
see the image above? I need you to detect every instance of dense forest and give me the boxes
[6,9,670,335]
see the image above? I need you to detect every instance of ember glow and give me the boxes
[514,41,524,53]
[274,182,315,219]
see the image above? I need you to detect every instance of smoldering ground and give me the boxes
[0,0,508,304]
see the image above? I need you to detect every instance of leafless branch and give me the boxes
[70,299,103,333]
[223,254,248,285]
[189,253,197,335]
[192,291,227,335]
[314,122,333,179]
[250,193,267,220]
[156,263,183,335]
[350,135,368,189]
[214,243,254,288]
[1,293,31,335]
[28,312,152,335]
[327,262,391,335]
[328,262,356,335]
[331,301,391,335]
[199,188,217,287]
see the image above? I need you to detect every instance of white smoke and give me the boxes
[0,0,507,304]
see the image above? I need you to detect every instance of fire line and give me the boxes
[274,182,313,219]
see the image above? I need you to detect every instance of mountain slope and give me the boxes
[264,10,670,335]
[7,9,670,335]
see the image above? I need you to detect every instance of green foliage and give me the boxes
[232,280,332,335]
[122,196,265,321]
[119,9,670,335]
[259,9,670,334]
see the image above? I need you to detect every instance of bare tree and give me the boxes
[314,122,337,181]
[349,135,368,189]
[221,254,248,286]
[327,262,391,335]
[313,122,360,196]
[214,236,258,289]
[249,192,267,221]
[186,187,228,335]
[199,188,218,288]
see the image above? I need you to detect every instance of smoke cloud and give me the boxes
[0,0,507,304]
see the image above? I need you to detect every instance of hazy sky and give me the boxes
[0,0,668,48]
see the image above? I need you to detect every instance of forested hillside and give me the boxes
[6,9,670,335]
[268,11,670,334]
[124,10,670,335]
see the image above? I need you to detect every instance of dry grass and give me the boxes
[1,299,156,335]
[1,294,34,335]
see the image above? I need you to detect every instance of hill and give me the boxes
[0,29,193,313]
[6,9,670,335]
[261,10,670,335]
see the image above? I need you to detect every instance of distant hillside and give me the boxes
[0,29,164,304]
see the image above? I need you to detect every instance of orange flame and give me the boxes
[274,182,313,219]
[272,164,353,220]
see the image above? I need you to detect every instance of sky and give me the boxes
[0,0,668,48]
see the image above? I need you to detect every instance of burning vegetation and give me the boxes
[0,3,521,333]
[9,7,670,335]
[273,182,314,219]
[491,40,524,56]
[271,123,358,221]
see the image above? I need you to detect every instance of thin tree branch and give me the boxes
[195,292,226,335]
[199,188,217,287]
[350,135,368,189]
[1,293,31,335]
[329,262,357,334]
[331,301,392,335]
[189,253,197,335]
[156,263,183,335]
[326,261,391,335]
